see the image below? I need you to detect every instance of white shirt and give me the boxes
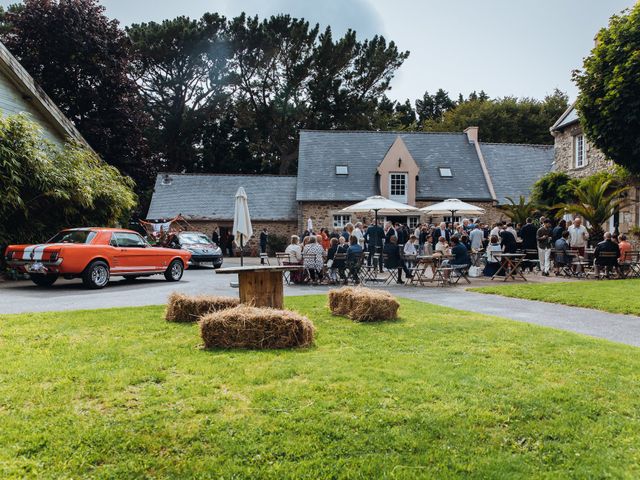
[486,244,502,263]
[435,242,450,255]
[568,225,589,248]
[285,243,302,262]
[404,241,417,256]
[353,227,365,247]
[490,226,500,238]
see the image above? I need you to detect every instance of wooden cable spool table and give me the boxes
[215,265,303,309]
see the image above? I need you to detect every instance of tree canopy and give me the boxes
[423,90,569,145]
[0,114,137,246]
[573,3,640,174]
[0,0,152,189]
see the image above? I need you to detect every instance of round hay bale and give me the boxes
[165,292,240,323]
[199,305,315,349]
[329,287,399,322]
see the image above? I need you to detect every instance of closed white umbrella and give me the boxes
[420,198,485,218]
[233,186,253,266]
[307,217,313,232]
[341,195,419,225]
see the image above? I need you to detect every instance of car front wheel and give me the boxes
[29,273,59,287]
[165,259,184,281]
[82,260,110,289]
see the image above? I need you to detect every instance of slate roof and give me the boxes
[480,143,554,203]
[297,130,494,202]
[550,103,579,132]
[146,174,298,221]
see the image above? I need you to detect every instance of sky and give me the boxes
[1,0,634,102]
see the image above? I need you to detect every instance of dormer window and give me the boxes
[439,167,453,178]
[335,165,349,175]
[161,174,173,185]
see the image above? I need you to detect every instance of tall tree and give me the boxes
[228,14,409,173]
[415,89,455,124]
[423,89,569,144]
[127,14,236,173]
[573,3,640,174]
[0,0,151,189]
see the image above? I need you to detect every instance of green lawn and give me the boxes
[471,279,640,316]
[1,296,640,478]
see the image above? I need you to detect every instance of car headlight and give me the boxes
[213,246,222,255]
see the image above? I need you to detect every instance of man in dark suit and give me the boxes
[431,221,450,249]
[365,222,384,269]
[499,225,518,254]
[594,232,621,277]
[383,236,412,283]
[259,228,268,264]
[520,217,537,250]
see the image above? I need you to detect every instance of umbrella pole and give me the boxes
[240,236,243,267]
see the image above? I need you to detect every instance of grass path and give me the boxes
[470,278,640,316]
[1,296,640,478]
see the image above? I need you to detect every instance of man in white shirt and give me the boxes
[568,217,589,256]
[469,224,484,251]
[489,222,501,238]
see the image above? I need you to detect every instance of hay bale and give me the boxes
[199,305,315,349]
[328,287,399,322]
[165,292,239,322]
[328,286,356,316]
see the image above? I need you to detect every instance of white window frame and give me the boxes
[407,216,420,229]
[333,214,351,228]
[574,134,586,168]
[443,216,461,224]
[438,167,453,178]
[335,165,349,175]
[389,172,408,203]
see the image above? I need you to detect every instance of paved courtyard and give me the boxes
[1,257,639,347]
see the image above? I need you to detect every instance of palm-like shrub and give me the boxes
[497,196,538,225]
[554,178,630,245]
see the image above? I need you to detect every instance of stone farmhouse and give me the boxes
[551,104,640,233]
[0,41,88,147]
[147,127,554,243]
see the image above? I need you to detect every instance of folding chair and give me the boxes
[523,249,540,274]
[332,252,348,284]
[409,257,434,285]
[449,264,471,284]
[593,251,620,279]
[259,253,270,265]
[276,252,292,284]
[381,253,399,285]
[345,253,363,285]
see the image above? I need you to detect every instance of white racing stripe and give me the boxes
[32,245,48,261]
[21,245,40,260]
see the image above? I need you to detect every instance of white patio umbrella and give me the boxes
[420,198,485,219]
[307,217,313,233]
[233,186,253,266]
[340,195,419,225]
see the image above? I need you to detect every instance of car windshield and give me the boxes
[179,233,212,245]
[47,230,97,244]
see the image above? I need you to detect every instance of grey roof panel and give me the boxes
[296,130,493,201]
[480,143,554,203]
[551,103,579,131]
[147,174,298,221]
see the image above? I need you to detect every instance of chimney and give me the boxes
[464,126,479,143]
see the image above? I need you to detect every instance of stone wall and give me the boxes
[299,200,507,231]
[553,124,639,234]
[553,123,614,178]
[188,220,298,256]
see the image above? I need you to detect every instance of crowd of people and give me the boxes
[277,215,635,285]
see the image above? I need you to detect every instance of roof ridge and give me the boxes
[481,142,554,148]
[157,172,297,178]
[299,129,463,136]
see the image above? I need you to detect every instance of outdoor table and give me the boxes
[491,253,527,281]
[215,265,302,309]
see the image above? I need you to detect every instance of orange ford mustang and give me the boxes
[4,228,191,289]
